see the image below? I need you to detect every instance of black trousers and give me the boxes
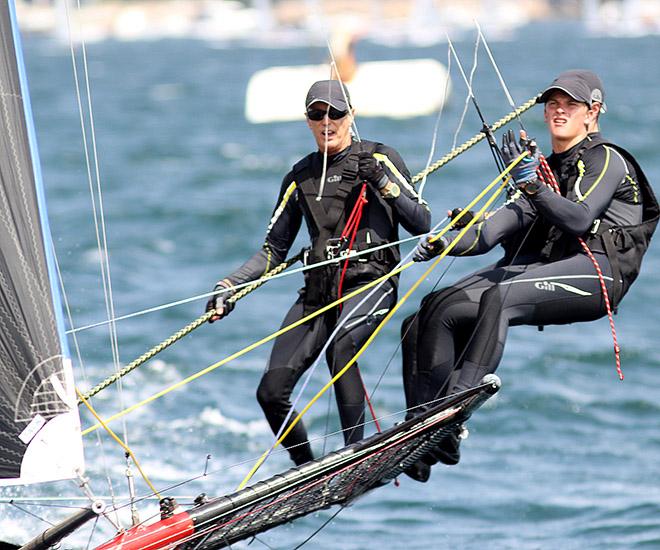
[402,253,614,416]
[257,281,396,465]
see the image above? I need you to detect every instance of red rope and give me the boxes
[357,368,382,433]
[337,183,368,305]
[335,182,383,431]
[536,157,623,380]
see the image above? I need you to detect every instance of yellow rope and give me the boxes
[81,153,525,438]
[81,154,526,439]
[81,269,402,436]
[411,96,539,184]
[78,100,538,405]
[78,254,301,403]
[236,153,527,489]
[77,389,161,499]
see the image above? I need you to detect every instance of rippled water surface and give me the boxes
[1,20,659,550]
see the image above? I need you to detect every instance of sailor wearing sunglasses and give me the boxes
[206,79,431,466]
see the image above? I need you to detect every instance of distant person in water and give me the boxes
[331,30,358,82]
[401,69,658,482]
[206,80,430,465]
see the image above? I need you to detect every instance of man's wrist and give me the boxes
[374,173,389,190]
[380,180,400,199]
[519,178,541,196]
[215,278,234,291]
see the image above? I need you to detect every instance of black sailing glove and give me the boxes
[205,279,236,323]
[500,129,541,185]
[357,151,389,190]
[413,234,449,262]
[448,207,475,229]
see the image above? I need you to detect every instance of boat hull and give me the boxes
[245,59,451,123]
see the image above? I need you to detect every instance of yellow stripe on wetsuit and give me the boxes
[575,145,611,202]
[374,152,425,202]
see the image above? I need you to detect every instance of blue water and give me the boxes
[1,22,660,549]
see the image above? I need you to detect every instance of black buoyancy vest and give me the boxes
[292,140,398,312]
[541,136,658,308]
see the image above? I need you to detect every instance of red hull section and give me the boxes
[96,512,194,550]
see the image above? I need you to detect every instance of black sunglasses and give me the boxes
[306,106,348,121]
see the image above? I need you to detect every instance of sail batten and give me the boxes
[0,0,84,486]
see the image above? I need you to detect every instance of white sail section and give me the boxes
[0,0,84,486]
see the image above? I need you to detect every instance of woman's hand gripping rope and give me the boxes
[236,152,528,489]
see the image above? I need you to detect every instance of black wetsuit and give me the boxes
[403,133,653,414]
[225,139,430,464]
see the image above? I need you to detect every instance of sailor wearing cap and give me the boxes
[401,69,657,482]
[206,80,431,466]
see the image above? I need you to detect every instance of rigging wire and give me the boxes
[417,43,452,199]
[238,156,525,488]
[449,34,481,152]
[9,500,54,527]
[84,517,100,550]
[60,0,125,527]
[65,233,423,335]
[292,506,344,550]
[50,242,122,528]
[448,33,509,177]
[475,20,526,131]
[80,154,526,439]
[63,98,539,339]
[77,389,162,499]
[65,0,127,432]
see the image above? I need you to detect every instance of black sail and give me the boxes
[0,0,83,485]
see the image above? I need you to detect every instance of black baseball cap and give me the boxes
[305,80,351,111]
[539,69,607,113]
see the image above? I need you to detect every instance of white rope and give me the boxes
[315,74,331,201]
[448,33,481,150]
[475,20,526,130]
[50,240,121,524]
[65,233,424,335]
[62,0,129,528]
[417,43,452,199]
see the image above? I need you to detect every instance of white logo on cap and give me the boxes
[591,89,603,103]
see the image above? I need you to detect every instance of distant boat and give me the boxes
[583,0,660,37]
[245,59,451,123]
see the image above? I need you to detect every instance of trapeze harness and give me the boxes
[528,137,657,379]
[293,141,400,314]
[537,136,658,310]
